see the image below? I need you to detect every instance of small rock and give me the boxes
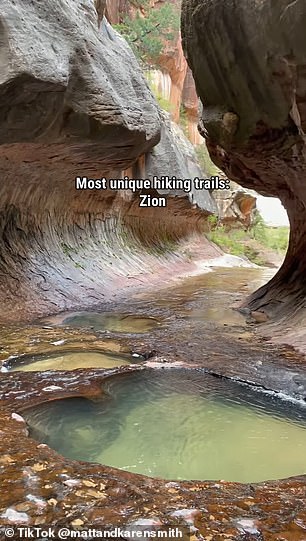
[171,509,200,526]
[236,518,259,534]
[0,455,14,464]
[34,517,46,525]
[75,489,106,499]
[250,311,269,323]
[26,495,46,508]
[15,503,32,512]
[11,413,25,423]
[2,508,29,523]
[31,463,46,472]
[63,479,81,487]
[237,307,251,316]
[165,482,180,489]
[71,519,84,527]
[82,480,97,488]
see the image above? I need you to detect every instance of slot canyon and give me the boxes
[0,1,306,539]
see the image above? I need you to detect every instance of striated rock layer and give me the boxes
[182,0,306,326]
[214,181,257,228]
[0,0,216,323]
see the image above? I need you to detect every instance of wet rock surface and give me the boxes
[1,268,306,539]
[1,0,306,537]
[181,0,306,350]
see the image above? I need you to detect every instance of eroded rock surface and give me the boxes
[1,267,306,538]
[0,0,216,323]
[1,1,160,156]
[181,0,306,329]
[214,181,257,227]
[145,111,217,212]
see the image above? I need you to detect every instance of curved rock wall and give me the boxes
[0,0,216,323]
[182,0,306,322]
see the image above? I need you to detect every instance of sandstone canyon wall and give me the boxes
[0,0,216,323]
[104,0,202,144]
[182,0,306,324]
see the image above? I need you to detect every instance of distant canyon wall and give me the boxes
[104,0,202,144]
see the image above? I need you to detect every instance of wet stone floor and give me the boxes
[1,267,306,540]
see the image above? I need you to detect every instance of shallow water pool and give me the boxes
[23,369,306,482]
[42,311,160,333]
[7,351,136,372]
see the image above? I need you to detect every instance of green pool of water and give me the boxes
[23,369,306,482]
[43,312,160,333]
[8,351,135,372]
